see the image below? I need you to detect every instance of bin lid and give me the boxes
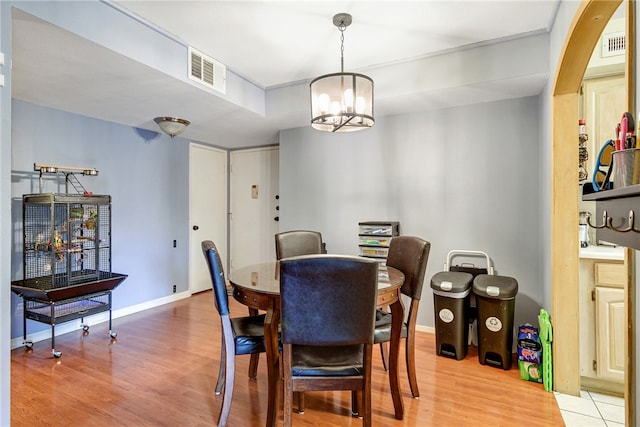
[473,274,518,299]
[430,271,473,293]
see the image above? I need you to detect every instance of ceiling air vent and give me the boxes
[188,46,226,94]
[601,31,625,58]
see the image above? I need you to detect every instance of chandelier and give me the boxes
[310,13,374,132]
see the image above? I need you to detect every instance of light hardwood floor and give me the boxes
[11,291,564,426]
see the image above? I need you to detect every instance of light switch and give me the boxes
[251,184,258,199]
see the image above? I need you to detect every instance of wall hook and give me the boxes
[607,210,635,233]
[587,210,608,229]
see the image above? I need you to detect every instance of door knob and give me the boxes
[193,225,199,231]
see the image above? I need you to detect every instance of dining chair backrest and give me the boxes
[275,230,324,260]
[202,240,230,316]
[386,236,431,301]
[279,254,378,346]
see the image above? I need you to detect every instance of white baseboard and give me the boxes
[11,290,191,350]
[416,325,435,334]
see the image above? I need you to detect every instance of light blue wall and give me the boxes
[10,100,191,337]
[280,96,542,330]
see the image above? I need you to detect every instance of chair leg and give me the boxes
[362,346,373,427]
[215,335,226,395]
[296,392,305,414]
[248,353,260,379]
[405,333,420,398]
[217,335,236,427]
[351,390,360,416]
[379,342,389,371]
[283,345,293,427]
[245,307,261,379]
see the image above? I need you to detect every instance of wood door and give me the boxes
[582,75,625,181]
[229,147,279,275]
[596,285,626,382]
[189,144,227,294]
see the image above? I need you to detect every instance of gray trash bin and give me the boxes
[431,271,474,360]
[473,274,518,370]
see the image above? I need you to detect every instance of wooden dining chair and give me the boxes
[275,230,324,259]
[201,240,267,427]
[374,236,431,398]
[279,255,378,427]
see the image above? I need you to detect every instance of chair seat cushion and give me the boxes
[373,310,408,344]
[232,314,267,355]
[291,344,364,377]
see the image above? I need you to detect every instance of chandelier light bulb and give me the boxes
[343,88,354,112]
[318,93,330,114]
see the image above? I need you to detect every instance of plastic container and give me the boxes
[613,148,640,188]
[430,271,474,360]
[473,274,518,370]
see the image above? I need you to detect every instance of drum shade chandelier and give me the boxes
[154,116,190,139]
[310,13,374,132]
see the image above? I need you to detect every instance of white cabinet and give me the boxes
[595,262,626,383]
[595,286,625,381]
[579,255,626,388]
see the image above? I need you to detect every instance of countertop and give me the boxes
[579,245,624,260]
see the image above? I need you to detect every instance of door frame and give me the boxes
[551,0,634,424]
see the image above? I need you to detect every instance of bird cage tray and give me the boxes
[24,291,112,325]
[11,272,127,302]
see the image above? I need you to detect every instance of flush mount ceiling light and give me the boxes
[310,13,374,132]
[154,116,190,139]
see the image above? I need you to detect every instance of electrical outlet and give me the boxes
[172,285,177,293]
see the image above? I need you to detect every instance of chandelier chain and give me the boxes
[339,27,345,73]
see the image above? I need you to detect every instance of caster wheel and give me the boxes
[52,350,62,358]
[82,325,90,332]
[24,341,33,349]
[110,331,117,339]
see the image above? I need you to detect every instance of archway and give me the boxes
[551,0,632,423]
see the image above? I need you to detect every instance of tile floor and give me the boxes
[555,390,625,426]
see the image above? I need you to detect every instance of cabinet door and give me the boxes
[596,286,625,382]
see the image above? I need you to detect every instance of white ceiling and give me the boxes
[10,1,561,149]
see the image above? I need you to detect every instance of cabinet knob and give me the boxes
[192,225,199,231]
[274,216,279,222]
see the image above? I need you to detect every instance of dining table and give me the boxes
[229,259,406,427]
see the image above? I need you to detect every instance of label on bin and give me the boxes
[439,308,454,323]
[440,281,453,291]
[485,316,502,332]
